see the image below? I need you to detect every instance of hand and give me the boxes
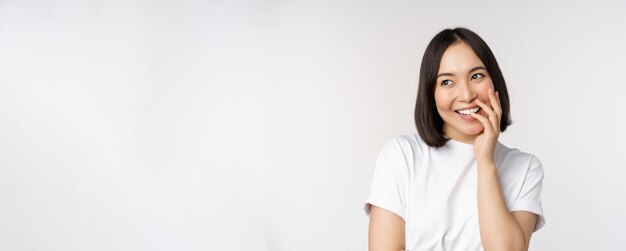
[470,88,502,165]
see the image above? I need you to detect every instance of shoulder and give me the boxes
[379,132,428,166]
[385,133,428,152]
[381,132,428,156]
[496,142,544,175]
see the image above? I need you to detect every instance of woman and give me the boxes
[364,28,545,251]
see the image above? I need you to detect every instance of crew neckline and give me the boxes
[443,138,475,152]
[442,137,504,157]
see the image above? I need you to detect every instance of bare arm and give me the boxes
[477,162,537,251]
[471,90,539,251]
[368,205,405,251]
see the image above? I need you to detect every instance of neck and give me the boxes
[443,128,476,145]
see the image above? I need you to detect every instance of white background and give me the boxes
[1,0,625,250]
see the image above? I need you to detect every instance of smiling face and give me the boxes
[434,42,494,144]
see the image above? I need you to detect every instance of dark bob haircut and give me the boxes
[414,27,512,147]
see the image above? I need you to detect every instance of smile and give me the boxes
[455,107,480,115]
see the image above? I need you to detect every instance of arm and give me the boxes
[476,161,537,251]
[471,89,538,251]
[368,205,405,251]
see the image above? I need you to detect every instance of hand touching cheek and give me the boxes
[470,88,502,165]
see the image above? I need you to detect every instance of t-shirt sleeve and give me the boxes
[363,138,409,221]
[511,155,546,232]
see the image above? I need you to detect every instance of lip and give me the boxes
[454,106,479,112]
[454,106,480,121]
[456,112,478,121]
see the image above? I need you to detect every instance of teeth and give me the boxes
[457,107,480,115]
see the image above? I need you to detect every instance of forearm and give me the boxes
[476,161,527,251]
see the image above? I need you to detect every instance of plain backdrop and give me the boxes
[1,0,625,250]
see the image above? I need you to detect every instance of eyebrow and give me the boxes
[437,66,487,78]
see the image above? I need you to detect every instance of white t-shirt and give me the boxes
[364,133,545,251]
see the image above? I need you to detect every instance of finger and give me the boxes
[489,89,502,121]
[475,99,498,130]
[470,112,493,134]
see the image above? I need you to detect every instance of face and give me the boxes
[434,42,494,144]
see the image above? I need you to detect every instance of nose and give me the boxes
[457,81,477,102]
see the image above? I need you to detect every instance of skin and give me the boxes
[368,42,538,251]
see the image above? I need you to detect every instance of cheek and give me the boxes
[477,81,495,100]
[434,92,453,110]
[484,80,495,92]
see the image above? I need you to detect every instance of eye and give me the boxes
[441,79,453,86]
[471,73,484,80]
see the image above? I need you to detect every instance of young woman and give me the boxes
[364,28,545,251]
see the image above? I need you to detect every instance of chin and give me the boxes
[462,125,484,136]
